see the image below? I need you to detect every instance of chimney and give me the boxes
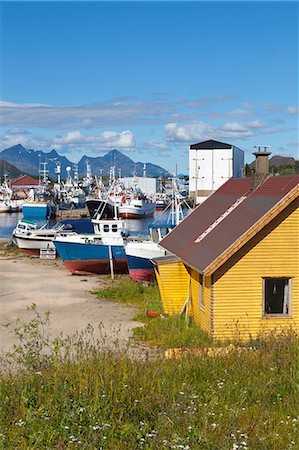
[250,145,271,189]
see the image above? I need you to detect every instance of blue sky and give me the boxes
[0,1,298,173]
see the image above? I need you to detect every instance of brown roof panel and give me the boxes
[161,177,251,257]
[160,175,299,273]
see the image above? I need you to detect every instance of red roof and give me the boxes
[160,175,299,274]
[11,175,39,186]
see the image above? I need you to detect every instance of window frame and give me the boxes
[199,273,204,309]
[262,277,292,318]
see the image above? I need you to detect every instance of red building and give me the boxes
[9,175,39,198]
[10,175,39,189]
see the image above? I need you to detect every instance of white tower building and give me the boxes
[189,139,244,205]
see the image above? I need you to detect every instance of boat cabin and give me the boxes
[14,219,37,235]
[91,218,130,245]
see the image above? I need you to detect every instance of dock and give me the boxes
[56,207,90,219]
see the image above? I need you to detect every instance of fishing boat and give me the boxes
[0,199,19,213]
[85,168,128,219]
[124,222,174,282]
[119,192,156,219]
[12,218,93,256]
[53,216,129,275]
[155,177,171,211]
[155,193,171,211]
[0,177,19,213]
[124,180,192,283]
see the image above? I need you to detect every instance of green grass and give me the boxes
[133,316,212,349]
[93,276,161,310]
[0,239,22,257]
[93,276,213,349]
[0,311,298,449]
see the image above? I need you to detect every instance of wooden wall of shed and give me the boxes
[155,260,190,315]
[212,198,299,341]
[189,268,212,334]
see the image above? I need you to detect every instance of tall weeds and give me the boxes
[0,306,298,449]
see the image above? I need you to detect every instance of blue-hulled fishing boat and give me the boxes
[53,216,129,275]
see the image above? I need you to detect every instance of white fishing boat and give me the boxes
[119,191,156,219]
[12,218,93,256]
[0,177,19,213]
[0,200,18,213]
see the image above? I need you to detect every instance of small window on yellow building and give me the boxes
[263,278,291,315]
[199,273,204,308]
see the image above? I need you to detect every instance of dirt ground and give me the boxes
[0,251,143,355]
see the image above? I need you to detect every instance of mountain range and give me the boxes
[0,159,24,179]
[0,145,171,180]
[1,144,297,181]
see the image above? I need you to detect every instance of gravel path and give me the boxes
[0,254,143,355]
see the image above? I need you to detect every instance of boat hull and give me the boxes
[13,235,55,256]
[119,211,154,219]
[0,203,19,213]
[119,200,156,219]
[54,240,128,275]
[127,255,155,282]
[125,242,167,282]
[63,258,128,275]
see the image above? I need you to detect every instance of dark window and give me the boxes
[263,278,290,315]
[112,224,118,232]
[103,224,109,232]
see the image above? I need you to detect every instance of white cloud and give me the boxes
[0,100,49,108]
[0,130,136,155]
[222,122,249,133]
[0,99,176,129]
[165,118,277,142]
[0,133,49,150]
[165,122,215,142]
[245,119,266,129]
[100,130,135,148]
[287,106,299,116]
[51,130,135,151]
[226,108,254,118]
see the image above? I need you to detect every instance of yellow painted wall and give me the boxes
[189,269,211,334]
[212,199,299,340]
[155,260,190,315]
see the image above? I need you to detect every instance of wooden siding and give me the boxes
[213,199,299,340]
[155,261,190,315]
[189,269,212,334]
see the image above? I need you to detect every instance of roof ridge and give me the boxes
[194,195,247,244]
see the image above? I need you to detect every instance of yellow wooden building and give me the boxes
[154,170,299,341]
